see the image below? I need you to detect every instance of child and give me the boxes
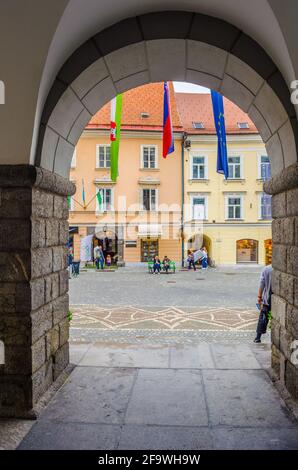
[106,254,112,267]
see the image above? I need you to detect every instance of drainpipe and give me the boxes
[181,133,186,267]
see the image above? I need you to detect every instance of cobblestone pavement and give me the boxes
[69,265,263,308]
[70,305,259,331]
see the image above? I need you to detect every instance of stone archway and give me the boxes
[1,11,297,417]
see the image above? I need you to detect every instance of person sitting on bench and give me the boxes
[153,255,161,274]
[163,255,171,273]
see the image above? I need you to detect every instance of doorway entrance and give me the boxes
[141,239,159,262]
[264,239,272,265]
[236,239,258,263]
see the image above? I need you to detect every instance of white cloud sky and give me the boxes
[173,81,210,93]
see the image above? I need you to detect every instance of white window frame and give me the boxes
[258,192,272,220]
[71,148,77,169]
[140,145,158,169]
[96,187,114,212]
[257,154,271,180]
[190,194,208,220]
[190,154,208,180]
[227,155,243,179]
[96,144,111,169]
[225,193,244,220]
[141,188,158,211]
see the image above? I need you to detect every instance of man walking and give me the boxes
[94,244,105,270]
[254,264,272,343]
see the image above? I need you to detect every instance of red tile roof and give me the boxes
[175,93,257,134]
[87,82,183,132]
[86,82,258,135]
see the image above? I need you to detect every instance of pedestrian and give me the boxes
[153,255,161,274]
[201,246,208,270]
[94,244,105,270]
[254,264,272,343]
[163,255,171,273]
[106,254,112,267]
[187,251,196,271]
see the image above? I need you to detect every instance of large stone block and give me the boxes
[31,303,53,344]
[31,248,53,278]
[53,343,69,381]
[0,252,30,282]
[53,137,75,178]
[279,325,294,361]
[0,220,31,250]
[45,219,59,246]
[105,42,147,83]
[59,220,69,245]
[2,316,31,346]
[52,246,65,272]
[272,244,287,273]
[287,188,298,216]
[31,218,46,249]
[285,361,298,399]
[48,87,85,140]
[46,326,59,358]
[59,318,69,347]
[265,133,284,176]
[31,337,46,374]
[32,189,54,218]
[0,188,32,219]
[44,272,60,304]
[0,376,33,417]
[280,272,295,305]
[54,195,69,220]
[32,358,53,404]
[271,318,280,349]
[59,270,69,296]
[294,277,298,308]
[31,278,45,311]
[272,294,287,327]
[287,246,298,277]
[220,74,254,112]
[271,192,286,218]
[286,304,298,338]
[187,40,227,78]
[146,39,186,82]
[271,344,280,376]
[52,294,69,325]
[253,82,288,135]
[4,345,31,375]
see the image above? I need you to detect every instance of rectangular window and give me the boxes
[96,188,113,212]
[260,193,272,220]
[259,155,271,181]
[226,195,242,219]
[192,156,206,179]
[191,195,207,220]
[228,156,242,179]
[96,145,111,168]
[142,146,157,169]
[142,188,157,211]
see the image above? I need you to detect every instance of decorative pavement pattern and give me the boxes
[70,305,259,331]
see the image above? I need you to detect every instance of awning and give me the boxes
[138,224,162,237]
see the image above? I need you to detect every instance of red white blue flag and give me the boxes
[162,82,174,158]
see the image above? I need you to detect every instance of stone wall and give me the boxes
[265,162,298,399]
[0,165,75,417]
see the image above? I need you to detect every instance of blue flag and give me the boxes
[82,178,86,207]
[211,90,229,179]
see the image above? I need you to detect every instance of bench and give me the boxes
[148,261,176,273]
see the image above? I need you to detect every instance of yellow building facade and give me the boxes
[183,134,272,265]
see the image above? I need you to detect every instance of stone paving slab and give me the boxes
[118,425,213,450]
[169,343,215,369]
[125,369,208,427]
[203,369,296,428]
[210,343,261,369]
[18,422,121,450]
[212,427,298,450]
[40,366,136,425]
[79,343,170,368]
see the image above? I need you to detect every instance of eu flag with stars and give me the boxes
[211,90,229,179]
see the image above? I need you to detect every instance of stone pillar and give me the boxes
[264,163,298,399]
[0,165,75,417]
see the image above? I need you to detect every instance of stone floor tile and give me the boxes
[125,369,208,426]
[169,343,215,369]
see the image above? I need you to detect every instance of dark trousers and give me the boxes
[153,263,161,273]
[188,260,196,271]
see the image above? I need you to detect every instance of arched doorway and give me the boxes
[1,10,297,417]
[236,239,258,263]
[264,239,272,265]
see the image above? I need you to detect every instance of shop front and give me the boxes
[236,239,258,263]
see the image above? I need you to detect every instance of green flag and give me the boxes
[67,196,71,209]
[96,189,102,210]
[110,94,123,182]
